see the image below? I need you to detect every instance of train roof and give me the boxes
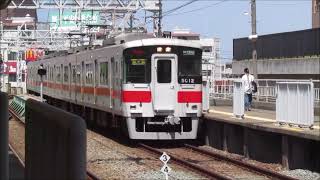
[123,38,202,49]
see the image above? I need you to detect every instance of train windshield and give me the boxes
[176,47,202,84]
[124,48,151,83]
[178,48,202,76]
[124,46,202,84]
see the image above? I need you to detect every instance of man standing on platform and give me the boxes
[242,68,255,111]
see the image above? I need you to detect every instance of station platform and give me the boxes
[205,106,320,141]
[203,106,320,172]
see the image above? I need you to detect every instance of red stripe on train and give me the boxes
[177,91,202,103]
[122,91,152,103]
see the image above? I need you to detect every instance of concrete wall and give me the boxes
[232,57,320,78]
[203,119,320,172]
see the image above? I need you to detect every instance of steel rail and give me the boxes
[8,105,98,180]
[184,144,297,180]
[87,170,100,180]
[139,143,232,180]
[8,143,25,168]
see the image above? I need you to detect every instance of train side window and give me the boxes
[53,66,56,82]
[99,62,108,85]
[46,67,48,81]
[85,63,93,85]
[64,66,69,83]
[50,67,52,81]
[115,61,118,74]
[56,66,61,82]
[76,65,81,84]
[72,65,76,83]
[95,60,98,85]
[45,66,48,81]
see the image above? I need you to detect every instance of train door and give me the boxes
[151,54,177,112]
[109,57,115,109]
[81,61,84,102]
[94,60,98,104]
[69,63,72,99]
[60,64,63,98]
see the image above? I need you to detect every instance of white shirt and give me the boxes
[241,73,255,94]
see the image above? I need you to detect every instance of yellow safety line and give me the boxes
[313,126,320,130]
[281,127,303,132]
[208,109,320,130]
[209,110,275,122]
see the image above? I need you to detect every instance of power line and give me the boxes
[145,0,226,26]
[162,0,200,16]
[164,0,229,17]
[145,0,199,30]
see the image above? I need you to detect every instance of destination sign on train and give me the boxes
[182,50,195,56]
[131,59,146,65]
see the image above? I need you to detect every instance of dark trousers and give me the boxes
[245,93,252,109]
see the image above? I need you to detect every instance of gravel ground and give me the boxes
[14,114,314,180]
[282,169,320,180]
[8,118,25,161]
[87,130,206,179]
[8,117,205,179]
[201,145,284,173]
[162,147,270,180]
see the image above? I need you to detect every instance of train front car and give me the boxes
[122,39,202,140]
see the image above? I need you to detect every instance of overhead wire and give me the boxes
[164,0,229,17]
[143,0,227,26]
[162,0,200,16]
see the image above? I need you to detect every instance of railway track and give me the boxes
[139,143,297,180]
[8,106,100,180]
[8,98,296,180]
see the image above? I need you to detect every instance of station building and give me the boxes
[232,28,320,80]
[232,1,320,80]
[0,2,37,93]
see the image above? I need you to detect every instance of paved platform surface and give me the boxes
[204,106,320,141]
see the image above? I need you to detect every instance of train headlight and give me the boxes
[165,47,171,52]
[156,47,163,52]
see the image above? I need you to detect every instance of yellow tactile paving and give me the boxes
[208,109,320,131]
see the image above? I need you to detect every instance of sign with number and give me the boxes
[161,164,172,174]
[160,152,171,180]
[159,152,170,164]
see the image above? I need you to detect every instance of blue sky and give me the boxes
[38,0,311,62]
[162,0,311,62]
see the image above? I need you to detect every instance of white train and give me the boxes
[27,34,203,140]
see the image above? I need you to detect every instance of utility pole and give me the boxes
[251,0,258,78]
[158,0,162,37]
[130,14,133,32]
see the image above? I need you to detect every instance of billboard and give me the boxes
[49,10,101,30]
[25,49,45,62]
[1,61,17,74]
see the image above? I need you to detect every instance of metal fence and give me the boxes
[211,79,320,104]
